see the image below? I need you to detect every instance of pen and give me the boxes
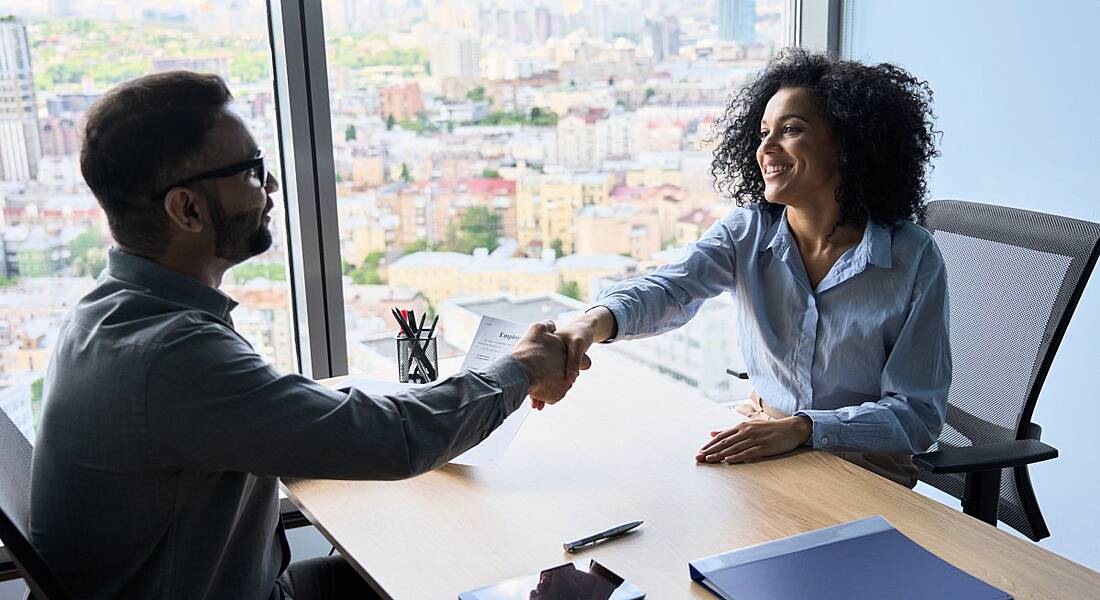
[563,520,643,553]
[425,314,439,340]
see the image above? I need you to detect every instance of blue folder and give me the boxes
[689,515,1011,600]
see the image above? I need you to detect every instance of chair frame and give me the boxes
[0,409,70,599]
[912,199,1100,540]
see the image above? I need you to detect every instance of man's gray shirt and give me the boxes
[30,248,529,599]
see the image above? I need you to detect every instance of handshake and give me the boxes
[509,307,616,409]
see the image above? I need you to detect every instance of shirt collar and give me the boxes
[762,206,790,254]
[106,247,238,320]
[864,220,893,269]
[761,207,893,270]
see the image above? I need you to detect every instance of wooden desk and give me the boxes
[284,348,1100,599]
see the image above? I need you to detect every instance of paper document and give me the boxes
[450,316,530,467]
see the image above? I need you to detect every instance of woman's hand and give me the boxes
[528,308,614,410]
[528,321,592,411]
[554,321,596,383]
[696,416,813,464]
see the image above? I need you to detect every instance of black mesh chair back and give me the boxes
[0,408,68,599]
[919,199,1100,540]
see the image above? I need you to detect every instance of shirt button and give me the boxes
[820,436,830,447]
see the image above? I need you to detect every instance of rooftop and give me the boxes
[451,293,586,324]
[554,254,637,270]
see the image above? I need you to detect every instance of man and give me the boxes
[29,71,585,600]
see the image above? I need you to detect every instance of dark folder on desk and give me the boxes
[689,515,1011,600]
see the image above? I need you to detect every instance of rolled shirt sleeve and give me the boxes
[147,316,530,480]
[796,239,951,454]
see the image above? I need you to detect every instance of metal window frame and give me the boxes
[268,0,348,379]
[788,0,843,55]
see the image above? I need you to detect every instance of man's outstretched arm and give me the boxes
[147,318,575,480]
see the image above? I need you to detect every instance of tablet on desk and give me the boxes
[458,559,645,600]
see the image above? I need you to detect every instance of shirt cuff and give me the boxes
[474,355,530,412]
[590,302,625,343]
[794,409,842,449]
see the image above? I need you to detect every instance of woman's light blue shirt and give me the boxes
[596,204,951,455]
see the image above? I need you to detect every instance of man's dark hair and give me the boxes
[81,71,233,256]
[711,48,940,228]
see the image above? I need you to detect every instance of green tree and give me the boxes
[230,54,270,83]
[345,123,357,142]
[0,274,17,288]
[229,262,286,283]
[342,252,386,284]
[386,114,396,130]
[404,239,431,254]
[549,238,564,257]
[31,377,44,433]
[645,87,656,102]
[466,85,486,102]
[69,228,107,277]
[473,109,556,127]
[481,168,500,178]
[444,207,500,254]
[557,280,581,300]
[400,163,412,182]
[530,107,543,120]
[608,76,615,86]
[69,228,102,261]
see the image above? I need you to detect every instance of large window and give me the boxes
[0,2,296,441]
[0,0,800,450]
[319,0,785,402]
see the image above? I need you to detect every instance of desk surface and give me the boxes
[284,349,1100,599]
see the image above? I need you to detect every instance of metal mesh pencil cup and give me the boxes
[396,333,438,383]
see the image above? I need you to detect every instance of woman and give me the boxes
[555,49,950,487]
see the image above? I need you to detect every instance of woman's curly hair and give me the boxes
[711,48,940,227]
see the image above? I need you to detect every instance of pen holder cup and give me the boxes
[396,333,439,383]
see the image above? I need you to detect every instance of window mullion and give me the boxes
[268,0,348,379]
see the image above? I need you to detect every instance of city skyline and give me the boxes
[0,1,785,440]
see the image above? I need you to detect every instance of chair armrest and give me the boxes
[280,497,312,530]
[913,439,1058,474]
[0,546,21,582]
[725,368,748,380]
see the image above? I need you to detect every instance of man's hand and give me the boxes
[511,321,588,409]
[695,416,813,464]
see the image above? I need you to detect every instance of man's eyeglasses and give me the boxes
[156,148,266,201]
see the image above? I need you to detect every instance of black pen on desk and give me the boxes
[563,520,643,553]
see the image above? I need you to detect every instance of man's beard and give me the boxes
[207,193,273,262]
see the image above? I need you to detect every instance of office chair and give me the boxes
[0,409,69,599]
[913,199,1100,541]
